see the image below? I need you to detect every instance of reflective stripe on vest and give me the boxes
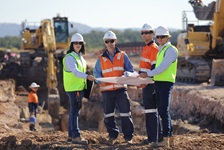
[99,51,126,92]
[139,68,150,72]
[100,84,127,91]
[63,53,87,92]
[154,44,178,83]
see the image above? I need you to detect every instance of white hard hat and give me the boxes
[71,33,84,42]
[103,31,117,40]
[141,23,154,31]
[155,26,170,36]
[29,82,40,88]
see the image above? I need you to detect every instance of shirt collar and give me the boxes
[158,42,171,51]
[102,47,121,57]
[146,40,154,46]
[72,51,82,56]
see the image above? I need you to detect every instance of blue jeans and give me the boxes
[155,81,174,137]
[66,91,84,138]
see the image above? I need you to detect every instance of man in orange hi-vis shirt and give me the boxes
[28,82,40,131]
[139,23,161,145]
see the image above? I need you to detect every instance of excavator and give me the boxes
[176,0,224,85]
[20,15,70,118]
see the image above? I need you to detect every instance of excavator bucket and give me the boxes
[48,94,60,119]
[211,59,224,86]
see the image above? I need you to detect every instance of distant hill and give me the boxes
[0,22,180,37]
[0,22,108,37]
[0,23,21,37]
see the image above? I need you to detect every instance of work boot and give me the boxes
[29,124,35,131]
[107,138,116,145]
[149,142,157,148]
[157,137,170,148]
[67,137,72,143]
[124,139,133,144]
[72,137,88,145]
[142,139,153,145]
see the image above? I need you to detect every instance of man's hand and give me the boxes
[138,84,147,88]
[87,75,95,81]
[139,73,148,78]
[101,82,106,86]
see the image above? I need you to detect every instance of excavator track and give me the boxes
[176,58,211,83]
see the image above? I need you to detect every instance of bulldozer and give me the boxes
[176,0,224,85]
[20,15,70,118]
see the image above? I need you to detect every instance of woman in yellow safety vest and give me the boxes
[63,33,95,145]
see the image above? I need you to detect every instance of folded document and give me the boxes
[96,71,154,86]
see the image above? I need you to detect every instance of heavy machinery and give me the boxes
[21,15,70,118]
[176,0,224,84]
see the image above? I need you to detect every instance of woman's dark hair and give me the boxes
[66,42,86,55]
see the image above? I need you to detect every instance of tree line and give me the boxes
[0,29,181,51]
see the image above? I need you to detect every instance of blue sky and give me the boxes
[1,0,213,29]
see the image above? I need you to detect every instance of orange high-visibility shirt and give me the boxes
[28,91,38,103]
[99,51,126,91]
[139,41,158,73]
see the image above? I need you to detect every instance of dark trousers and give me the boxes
[102,88,134,140]
[143,84,160,142]
[28,102,38,117]
[155,81,174,137]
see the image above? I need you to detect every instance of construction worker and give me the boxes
[138,23,160,144]
[28,82,40,131]
[93,31,134,145]
[139,26,178,148]
[63,33,95,145]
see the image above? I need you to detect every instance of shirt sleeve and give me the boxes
[147,46,178,76]
[28,92,38,103]
[93,58,103,84]
[65,55,88,79]
[124,53,134,72]
[139,45,158,73]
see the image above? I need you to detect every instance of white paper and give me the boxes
[123,71,139,77]
[96,76,154,86]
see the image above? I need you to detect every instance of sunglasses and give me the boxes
[156,35,167,39]
[105,39,115,44]
[73,42,83,45]
[141,31,153,35]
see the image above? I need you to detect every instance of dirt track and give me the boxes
[0,128,224,150]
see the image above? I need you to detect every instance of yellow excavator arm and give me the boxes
[41,19,60,118]
[42,19,58,92]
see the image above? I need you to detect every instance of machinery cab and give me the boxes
[53,16,70,50]
[21,15,70,51]
[21,21,42,50]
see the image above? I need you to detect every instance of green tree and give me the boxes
[0,36,20,49]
